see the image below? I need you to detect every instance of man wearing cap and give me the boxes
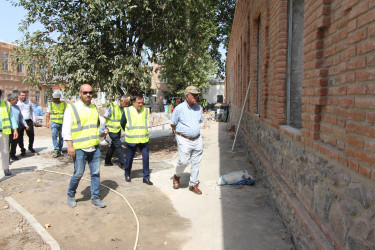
[17,91,37,155]
[103,95,130,168]
[124,94,153,185]
[0,90,18,177]
[170,86,204,195]
[8,93,28,161]
[62,84,106,208]
[46,92,67,158]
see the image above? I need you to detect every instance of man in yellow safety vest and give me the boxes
[124,94,153,185]
[62,84,106,208]
[46,92,67,158]
[0,89,18,177]
[103,95,130,168]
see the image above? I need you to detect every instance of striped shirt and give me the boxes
[170,100,203,138]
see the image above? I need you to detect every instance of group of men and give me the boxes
[0,84,204,208]
[0,90,38,177]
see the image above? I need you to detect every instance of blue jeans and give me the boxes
[51,122,63,151]
[67,146,101,199]
[105,131,126,168]
[125,142,150,179]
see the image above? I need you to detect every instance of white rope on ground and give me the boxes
[42,169,140,250]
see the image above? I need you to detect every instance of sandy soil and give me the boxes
[0,120,293,250]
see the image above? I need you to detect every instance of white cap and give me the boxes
[52,92,61,98]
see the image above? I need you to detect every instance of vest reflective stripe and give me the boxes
[69,102,100,149]
[124,106,149,143]
[0,101,11,134]
[106,102,122,133]
[49,102,67,124]
[125,107,149,130]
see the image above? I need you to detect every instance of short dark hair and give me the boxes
[132,94,144,102]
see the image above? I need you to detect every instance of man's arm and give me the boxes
[9,108,19,139]
[46,112,50,128]
[62,108,74,157]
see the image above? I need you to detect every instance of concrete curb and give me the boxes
[4,196,61,250]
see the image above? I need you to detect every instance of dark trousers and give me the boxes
[105,131,126,168]
[125,142,150,180]
[18,119,34,152]
[9,129,19,156]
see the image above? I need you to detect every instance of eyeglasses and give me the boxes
[81,91,93,95]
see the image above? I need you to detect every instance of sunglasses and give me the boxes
[81,91,93,95]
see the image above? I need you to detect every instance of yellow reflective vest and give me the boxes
[68,101,100,149]
[49,101,67,124]
[106,101,122,133]
[124,106,149,144]
[0,100,11,135]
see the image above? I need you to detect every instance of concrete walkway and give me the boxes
[1,122,294,249]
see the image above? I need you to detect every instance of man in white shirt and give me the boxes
[17,91,36,155]
[62,84,106,208]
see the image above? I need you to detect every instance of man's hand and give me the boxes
[25,125,29,130]
[66,141,75,158]
[46,123,50,128]
[33,121,37,126]
[13,129,18,140]
[101,128,108,138]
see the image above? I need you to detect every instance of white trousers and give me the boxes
[175,134,203,186]
[0,132,10,170]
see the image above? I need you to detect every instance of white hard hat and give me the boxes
[52,92,61,98]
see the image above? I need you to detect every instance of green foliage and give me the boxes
[9,0,236,97]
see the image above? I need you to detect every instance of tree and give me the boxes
[10,0,235,97]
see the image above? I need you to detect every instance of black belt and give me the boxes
[176,132,200,141]
[0,130,2,132]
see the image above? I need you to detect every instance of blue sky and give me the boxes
[0,1,29,43]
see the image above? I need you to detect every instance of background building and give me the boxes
[226,0,375,249]
[0,41,50,107]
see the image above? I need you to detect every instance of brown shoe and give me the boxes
[189,185,202,195]
[173,175,180,189]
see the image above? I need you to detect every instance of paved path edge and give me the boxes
[4,196,61,250]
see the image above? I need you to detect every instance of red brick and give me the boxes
[347,57,366,70]
[338,97,355,107]
[346,134,364,148]
[359,165,372,179]
[356,69,375,81]
[367,83,375,94]
[347,28,367,43]
[357,8,375,28]
[348,1,369,19]
[355,97,375,109]
[364,140,375,153]
[366,111,375,122]
[346,109,365,121]
[347,83,366,95]
[348,159,359,172]
[357,40,375,55]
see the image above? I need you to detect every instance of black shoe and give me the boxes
[125,176,131,182]
[29,148,36,153]
[10,155,19,161]
[143,179,153,185]
[104,161,113,166]
[20,151,26,156]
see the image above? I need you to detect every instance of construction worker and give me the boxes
[103,95,130,168]
[46,92,67,157]
[124,94,153,185]
[62,84,106,208]
[0,89,18,177]
[7,93,27,161]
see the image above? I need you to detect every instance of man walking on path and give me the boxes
[0,90,18,177]
[103,95,130,167]
[8,93,27,161]
[62,84,106,208]
[17,91,36,155]
[46,92,67,158]
[170,86,203,195]
[124,95,153,185]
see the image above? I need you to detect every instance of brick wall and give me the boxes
[226,0,375,249]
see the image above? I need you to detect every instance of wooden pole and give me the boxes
[232,80,251,151]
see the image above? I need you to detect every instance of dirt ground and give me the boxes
[0,126,182,250]
[0,121,293,250]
